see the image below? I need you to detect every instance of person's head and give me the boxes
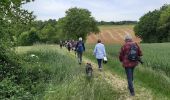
[79,37,82,41]
[124,34,132,42]
[97,39,101,43]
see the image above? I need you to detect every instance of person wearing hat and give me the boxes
[75,37,85,65]
[93,39,106,71]
[119,34,142,96]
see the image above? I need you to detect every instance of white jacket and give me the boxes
[93,43,106,59]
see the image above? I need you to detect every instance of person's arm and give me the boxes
[75,42,78,50]
[83,42,85,51]
[136,43,142,56]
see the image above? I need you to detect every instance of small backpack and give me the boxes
[128,43,138,61]
[77,42,84,52]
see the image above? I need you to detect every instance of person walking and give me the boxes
[119,34,142,96]
[75,37,85,65]
[67,41,72,52]
[93,39,106,71]
[59,40,63,49]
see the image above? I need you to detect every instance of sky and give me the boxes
[22,0,170,21]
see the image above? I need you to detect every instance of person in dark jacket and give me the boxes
[119,34,142,96]
[75,37,85,65]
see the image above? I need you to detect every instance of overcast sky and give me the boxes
[22,0,170,21]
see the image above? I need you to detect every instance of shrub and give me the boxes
[18,27,39,46]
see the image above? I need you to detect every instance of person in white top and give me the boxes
[93,39,106,71]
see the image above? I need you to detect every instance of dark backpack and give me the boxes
[128,43,138,61]
[77,42,84,52]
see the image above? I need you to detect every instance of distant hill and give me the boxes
[86,25,141,44]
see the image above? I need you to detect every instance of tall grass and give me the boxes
[84,43,170,98]
[16,45,119,100]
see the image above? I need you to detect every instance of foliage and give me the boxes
[97,21,137,25]
[18,27,39,46]
[32,19,62,43]
[0,0,36,99]
[157,6,170,42]
[134,10,160,43]
[134,4,170,43]
[62,7,99,40]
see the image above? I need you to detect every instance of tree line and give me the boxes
[134,4,170,43]
[97,21,137,25]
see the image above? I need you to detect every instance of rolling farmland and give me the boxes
[86,25,141,44]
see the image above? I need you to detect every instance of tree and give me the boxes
[134,4,170,43]
[157,5,170,42]
[0,0,35,95]
[62,7,99,40]
[134,10,161,43]
[18,27,39,46]
[38,24,56,42]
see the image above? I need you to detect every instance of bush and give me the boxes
[18,27,39,46]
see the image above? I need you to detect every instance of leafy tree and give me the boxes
[0,0,35,98]
[38,24,56,42]
[18,27,39,46]
[134,10,161,43]
[134,4,170,43]
[62,7,99,40]
[157,5,170,42]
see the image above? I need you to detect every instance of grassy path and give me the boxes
[21,45,167,100]
[16,44,170,99]
[63,47,155,100]
[82,58,153,100]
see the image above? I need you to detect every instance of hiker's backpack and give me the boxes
[77,42,84,52]
[128,43,138,61]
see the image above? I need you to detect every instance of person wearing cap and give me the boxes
[119,34,142,96]
[93,39,106,71]
[75,37,85,65]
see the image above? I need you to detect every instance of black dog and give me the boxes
[86,63,93,77]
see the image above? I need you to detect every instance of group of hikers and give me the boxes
[59,38,85,64]
[59,34,142,96]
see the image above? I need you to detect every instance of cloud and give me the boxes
[22,0,170,21]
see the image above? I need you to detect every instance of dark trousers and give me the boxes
[125,67,135,94]
[97,59,102,68]
[77,52,83,64]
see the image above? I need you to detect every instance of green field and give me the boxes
[84,43,170,99]
[11,43,170,99]
[15,45,119,100]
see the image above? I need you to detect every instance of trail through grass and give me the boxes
[16,44,169,100]
[57,45,166,100]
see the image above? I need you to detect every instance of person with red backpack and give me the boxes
[75,37,85,65]
[119,34,142,96]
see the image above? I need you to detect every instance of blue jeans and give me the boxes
[125,67,135,94]
[97,59,102,68]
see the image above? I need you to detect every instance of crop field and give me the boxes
[84,43,170,98]
[86,25,141,44]
[11,42,170,99]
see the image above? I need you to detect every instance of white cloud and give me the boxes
[22,0,170,21]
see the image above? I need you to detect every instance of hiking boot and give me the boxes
[99,68,102,71]
[130,92,135,96]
